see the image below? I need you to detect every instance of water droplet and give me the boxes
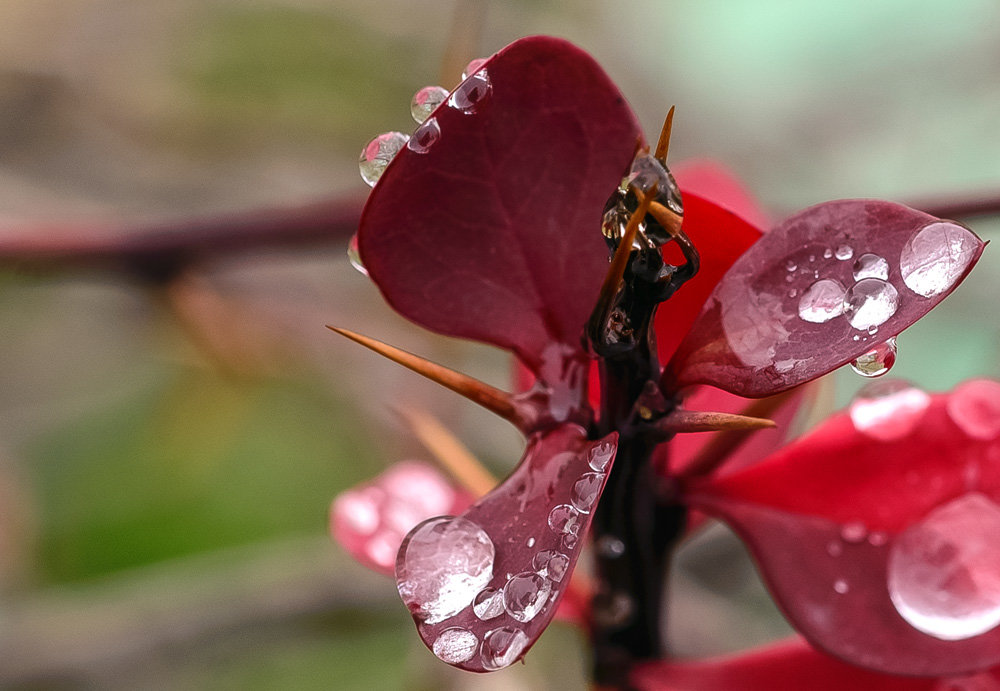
[532,550,570,582]
[433,627,478,663]
[888,492,1000,640]
[473,587,505,620]
[841,521,868,543]
[809,254,816,262]
[346,234,368,276]
[589,442,614,472]
[850,380,931,441]
[480,627,529,670]
[850,337,897,378]
[396,516,495,624]
[869,531,889,547]
[570,472,603,513]
[785,259,798,272]
[526,537,536,548]
[842,278,899,330]
[900,222,980,297]
[461,58,488,80]
[947,379,1000,440]
[548,504,581,536]
[835,244,854,260]
[410,85,449,123]
[627,155,684,218]
[597,536,626,559]
[562,534,579,550]
[359,131,408,186]
[449,69,491,113]
[407,117,440,154]
[823,248,834,259]
[503,572,552,622]
[853,253,890,281]
[784,274,794,283]
[797,278,846,323]
[592,591,634,628]
[827,541,843,557]
[834,579,850,594]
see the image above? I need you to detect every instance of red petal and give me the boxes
[394,425,617,671]
[358,36,642,372]
[666,200,985,397]
[687,382,1000,675]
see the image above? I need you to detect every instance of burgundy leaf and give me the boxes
[358,36,643,374]
[665,200,985,397]
[394,424,617,671]
[686,381,1000,675]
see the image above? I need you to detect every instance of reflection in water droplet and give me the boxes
[396,516,494,624]
[481,627,529,670]
[449,69,491,113]
[836,245,854,260]
[433,627,478,663]
[359,131,409,186]
[849,380,931,441]
[946,379,1000,440]
[798,279,846,323]
[842,278,900,330]
[589,442,614,472]
[503,572,552,622]
[407,117,441,154]
[347,234,368,276]
[533,550,570,582]
[888,493,1000,640]
[473,587,505,620]
[841,521,868,543]
[834,579,850,594]
[853,253,890,280]
[562,534,579,550]
[570,472,603,513]
[410,85,449,123]
[548,505,581,536]
[462,58,488,80]
[850,337,897,378]
[900,222,980,297]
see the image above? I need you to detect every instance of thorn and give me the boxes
[396,407,497,498]
[327,326,520,424]
[657,410,776,435]
[653,106,676,163]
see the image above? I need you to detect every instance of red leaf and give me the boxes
[687,381,1000,675]
[666,200,985,397]
[358,36,643,373]
[394,425,616,671]
[672,160,771,230]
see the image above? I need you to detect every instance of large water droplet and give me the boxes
[449,69,491,113]
[407,117,441,154]
[628,154,683,216]
[359,131,408,186]
[532,550,570,582]
[946,379,1000,440]
[853,253,890,281]
[433,627,478,663]
[548,504,581,536]
[480,627,529,670]
[570,472,603,513]
[798,278,846,323]
[473,587,504,620]
[900,222,980,297]
[396,516,494,624]
[346,234,368,276]
[503,572,552,622]
[589,441,614,472]
[849,380,931,441]
[410,85,449,123]
[888,493,1000,640]
[842,278,899,330]
[850,337,897,378]
[462,58,488,80]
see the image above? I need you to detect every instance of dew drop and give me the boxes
[823,248,833,259]
[835,244,854,261]
[592,591,634,628]
[570,472,603,513]
[461,58,488,80]
[526,537,536,548]
[849,380,932,441]
[358,131,408,186]
[900,222,980,297]
[946,379,1000,440]
[548,504,582,536]
[503,572,552,622]
[588,442,614,472]
[842,278,899,330]
[853,253,890,281]
[410,85,449,123]
[396,516,494,624]
[597,536,626,559]
[627,154,684,217]
[888,492,1000,640]
[841,521,868,543]
[480,626,529,670]
[433,627,478,664]
[834,579,850,594]
[827,541,843,557]
[786,259,798,272]
[562,534,579,550]
[473,587,505,620]
[850,337,897,378]
[346,234,368,276]
[798,278,847,323]
[406,117,440,154]
[449,69,491,113]
[532,550,570,582]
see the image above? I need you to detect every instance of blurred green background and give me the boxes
[0,0,997,688]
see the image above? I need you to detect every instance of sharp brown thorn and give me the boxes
[657,409,776,435]
[654,105,676,162]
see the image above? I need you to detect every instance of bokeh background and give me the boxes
[0,1,997,688]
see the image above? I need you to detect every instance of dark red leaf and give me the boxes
[665,200,985,397]
[358,36,643,374]
[394,424,617,671]
[686,381,1000,676]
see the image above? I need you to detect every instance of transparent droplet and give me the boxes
[526,537,536,548]
[473,587,505,620]
[842,278,899,330]
[433,627,478,664]
[850,337,897,378]
[597,536,626,559]
[853,253,890,281]
[548,504,581,536]
[410,85,449,123]
[834,579,850,594]
[888,493,1000,640]
[835,245,854,261]
[592,591,634,628]
[346,234,368,276]
[503,572,552,622]
[396,516,495,624]
[900,222,980,297]
[570,472,603,513]
[627,154,683,216]
[461,58,488,80]
[841,521,868,543]
[589,442,614,472]
[946,379,1000,440]
[785,259,798,272]
[480,627,529,670]
[532,550,570,582]
[798,278,847,323]
[562,534,579,550]
[823,248,833,259]
[359,131,408,186]
[406,116,441,155]
[850,380,931,441]
[449,69,491,113]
